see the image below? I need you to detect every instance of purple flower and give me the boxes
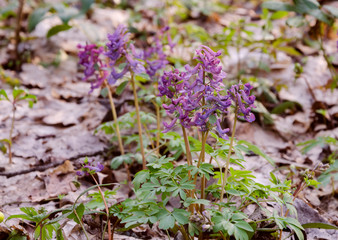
[107,64,129,85]
[201,224,211,232]
[77,159,104,176]
[105,25,146,84]
[228,83,256,122]
[159,45,231,139]
[105,25,130,62]
[77,44,108,91]
[126,54,146,74]
[194,45,227,84]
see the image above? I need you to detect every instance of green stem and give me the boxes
[145,142,167,158]
[130,71,146,169]
[8,105,16,164]
[181,126,192,166]
[320,37,338,88]
[73,208,90,240]
[191,131,208,213]
[181,126,194,213]
[104,80,130,182]
[200,132,208,212]
[40,224,43,240]
[142,122,155,149]
[177,224,191,240]
[155,102,161,154]
[219,112,238,206]
[91,174,112,240]
[111,219,121,240]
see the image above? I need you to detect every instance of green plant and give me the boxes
[298,136,337,191]
[28,0,94,38]
[7,159,115,240]
[0,88,37,164]
[105,46,313,240]
[263,0,338,89]
[0,211,4,223]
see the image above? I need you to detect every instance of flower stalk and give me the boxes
[104,80,131,182]
[130,71,147,169]
[8,105,16,164]
[91,174,112,240]
[220,110,238,206]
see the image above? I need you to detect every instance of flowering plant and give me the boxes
[76,158,104,176]
[112,46,306,240]
[159,45,255,139]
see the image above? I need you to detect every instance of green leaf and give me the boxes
[6,214,35,222]
[236,221,254,232]
[80,0,94,13]
[46,24,72,38]
[28,7,50,32]
[172,209,189,225]
[291,225,304,240]
[270,11,289,20]
[0,140,7,153]
[135,73,150,83]
[74,183,113,207]
[271,101,302,114]
[323,6,338,18]
[66,204,85,224]
[12,88,25,99]
[208,114,217,125]
[47,211,72,224]
[262,2,296,12]
[158,214,175,230]
[133,170,150,189]
[251,101,274,125]
[116,80,129,95]
[307,9,333,25]
[286,16,306,27]
[54,5,79,24]
[0,89,9,101]
[276,46,301,56]
[111,155,132,169]
[234,226,249,240]
[56,228,65,240]
[237,140,275,166]
[285,217,304,230]
[8,235,27,240]
[302,222,338,230]
[183,198,210,207]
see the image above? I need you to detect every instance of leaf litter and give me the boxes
[0,1,338,239]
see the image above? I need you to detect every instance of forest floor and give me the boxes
[0,0,338,239]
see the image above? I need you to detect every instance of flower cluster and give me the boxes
[77,44,108,91]
[76,158,104,176]
[159,45,230,138]
[78,25,172,90]
[105,25,145,85]
[159,45,255,139]
[228,83,256,122]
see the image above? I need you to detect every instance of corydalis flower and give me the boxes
[105,25,130,61]
[228,83,256,122]
[105,25,145,85]
[159,45,230,139]
[76,159,104,177]
[194,45,226,84]
[77,44,108,91]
